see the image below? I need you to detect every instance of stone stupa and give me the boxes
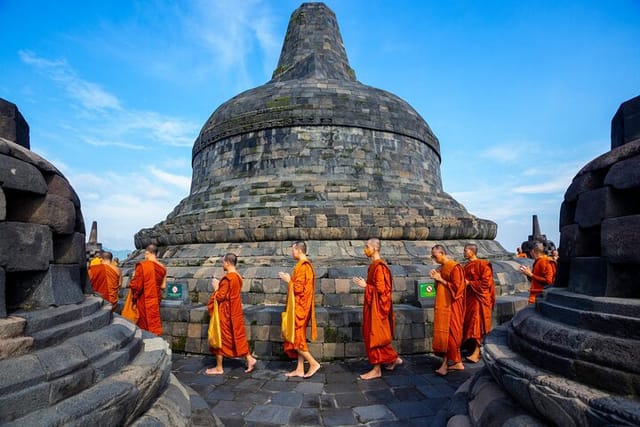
[124,2,529,358]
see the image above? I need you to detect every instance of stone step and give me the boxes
[508,308,640,395]
[0,318,143,423]
[538,298,640,340]
[30,303,112,350]
[3,333,172,426]
[543,288,640,319]
[13,295,104,335]
[483,323,640,426]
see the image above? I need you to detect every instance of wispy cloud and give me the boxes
[19,50,121,111]
[19,51,198,149]
[149,166,191,189]
[480,143,532,163]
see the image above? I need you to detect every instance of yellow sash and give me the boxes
[208,299,222,349]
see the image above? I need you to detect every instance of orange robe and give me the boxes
[129,260,166,335]
[207,272,250,358]
[527,256,555,304]
[362,259,398,365]
[433,260,465,363]
[462,259,495,345]
[284,259,317,359]
[88,263,122,311]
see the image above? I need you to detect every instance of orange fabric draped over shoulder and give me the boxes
[528,256,555,304]
[284,259,317,359]
[463,259,495,345]
[433,260,465,363]
[362,259,398,365]
[207,272,249,358]
[89,264,121,311]
[129,260,166,335]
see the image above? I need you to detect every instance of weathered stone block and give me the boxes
[575,187,616,228]
[0,222,52,271]
[0,188,5,221]
[7,193,76,234]
[606,263,640,299]
[605,155,640,190]
[0,153,46,194]
[568,257,608,296]
[0,267,5,318]
[0,99,30,148]
[602,216,640,263]
[49,366,94,404]
[46,173,81,208]
[25,264,84,307]
[558,201,575,230]
[564,172,603,203]
[53,232,85,264]
[558,224,600,258]
[611,94,640,149]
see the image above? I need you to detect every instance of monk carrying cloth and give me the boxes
[279,241,321,378]
[430,244,466,375]
[129,244,167,335]
[462,244,495,363]
[205,253,256,375]
[88,251,122,311]
[353,238,402,380]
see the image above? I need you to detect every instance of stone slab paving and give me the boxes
[172,353,483,426]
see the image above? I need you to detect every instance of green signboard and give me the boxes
[166,283,183,300]
[418,282,436,298]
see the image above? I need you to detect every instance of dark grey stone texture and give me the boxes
[0,188,5,221]
[0,222,52,272]
[0,267,5,318]
[7,193,76,235]
[53,232,86,264]
[0,153,47,195]
[611,94,640,149]
[601,215,640,264]
[25,264,84,308]
[0,98,29,149]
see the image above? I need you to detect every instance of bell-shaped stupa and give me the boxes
[126,3,524,358]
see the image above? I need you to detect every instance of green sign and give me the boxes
[418,282,436,298]
[166,283,183,300]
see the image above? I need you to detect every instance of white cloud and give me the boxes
[149,166,191,190]
[19,50,121,111]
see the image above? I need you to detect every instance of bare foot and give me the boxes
[434,366,448,376]
[303,363,321,378]
[385,357,404,371]
[447,362,465,371]
[359,368,382,380]
[245,356,257,373]
[205,367,224,375]
[466,347,481,363]
[285,369,305,377]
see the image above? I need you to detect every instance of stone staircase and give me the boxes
[0,295,215,426]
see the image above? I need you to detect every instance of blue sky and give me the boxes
[1,0,639,253]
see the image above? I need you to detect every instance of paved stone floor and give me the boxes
[172,353,484,426]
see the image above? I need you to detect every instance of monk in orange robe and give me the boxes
[88,251,122,311]
[278,241,321,378]
[519,242,555,304]
[129,244,167,335]
[462,244,495,363]
[205,253,257,375]
[352,238,402,380]
[516,247,527,258]
[430,244,466,376]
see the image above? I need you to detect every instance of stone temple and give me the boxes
[126,2,528,358]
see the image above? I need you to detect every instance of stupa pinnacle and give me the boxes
[136,2,496,249]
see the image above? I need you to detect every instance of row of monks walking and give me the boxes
[203,239,499,380]
[87,240,555,379]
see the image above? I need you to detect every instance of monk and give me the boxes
[462,244,495,363]
[129,244,167,335]
[88,251,122,311]
[516,247,527,258]
[519,242,555,304]
[352,238,402,380]
[205,253,257,375]
[429,244,466,376]
[278,241,321,378]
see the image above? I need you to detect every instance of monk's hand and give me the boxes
[429,269,442,283]
[352,277,366,288]
[279,272,291,283]
[519,265,532,277]
[211,277,220,291]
